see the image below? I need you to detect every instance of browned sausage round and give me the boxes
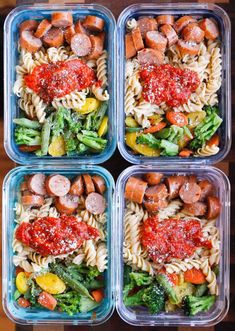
[34,19,52,38]
[22,190,32,196]
[83,174,95,194]
[145,31,167,52]
[45,175,71,197]
[145,184,168,202]
[137,48,164,66]
[137,17,157,38]
[64,25,76,44]
[20,20,38,33]
[125,176,148,204]
[22,194,44,207]
[182,201,207,216]
[51,12,73,28]
[179,182,201,204]
[174,16,196,34]
[160,24,178,47]
[92,175,106,195]
[20,181,28,192]
[188,175,197,184]
[198,179,214,201]
[87,34,104,60]
[69,176,84,196]
[177,39,200,56]
[83,16,105,32]
[182,23,205,43]
[144,172,163,186]
[156,15,174,26]
[207,196,221,220]
[43,27,64,48]
[20,31,42,53]
[165,175,187,199]
[85,192,106,215]
[125,33,136,59]
[198,18,219,40]
[55,194,79,215]
[27,173,46,196]
[74,20,88,34]
[70,33,92,57]
[144,199,168,213]
[131,27,144,52]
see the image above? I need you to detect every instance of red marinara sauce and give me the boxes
[139,64,200,107]
[141,216,212,263]
[24,59,96,103]
[15,216,99,256]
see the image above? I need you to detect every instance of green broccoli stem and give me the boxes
[183,295,216,316]
[194,283,208,297]
[77,133,105,151]
[156,274,179,304]
[35,120,51,156]
[85,279,104,290]
[93,102,108,131]
[13,118,41,129]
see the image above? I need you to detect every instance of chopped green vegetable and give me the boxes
[13,289,22,301]
[35,120,51,156]
[77,133,107,151]
[129,272,153,287]
[156,273,179,304]
[124,288,145,307]
[160,139,179,156]
[194,283,208,297]
[142,283,165,314]
[79,296,100,313]
[13,118,41,129]
[64,132,78,154]
[182,295,216,316]
[136,133,160,148]
[55,291,81,316]
[15,126,41,146]
[92,101,108,131]
[126,127,143,132]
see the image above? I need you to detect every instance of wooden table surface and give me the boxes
[1,0,234,330]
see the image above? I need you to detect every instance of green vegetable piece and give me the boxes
[212,265,219,276]
[155,128,171,139]
[130,272,153,287]
[194,283,208,297]
[183,126,193,139]
[15,127,41,146]
[81,130,98,138]
[93,102,108,131]
[136,133,160,148]
[84,112,93,131]
[79,296,100,313]
[13,118,41,129]
[85,279,104,290]
[55,291,81,316]
[123,287,145,307]
[182,295,216,316]
[77,143,89,154]
[14,289,22,300]
[156,273,179,304]
[142,283,165,314]
[160,139,179,156]
[125,127,143,133]
[124,265,132,286]
[77,133,107,151]
[35,120,51,156]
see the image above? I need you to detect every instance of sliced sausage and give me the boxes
[198,18,219,40]
[144,172,163,186]
[27,174,46,196]
[179,182,201,204]
[19,20,38,33]
[22,190,32,196]
[156,15,174,26]
[125,176,148,204]
[160,24,178,47]
[131,27,144,51]
[188,175,197,184]
[165,175,187,199]
[182,23,205,43]
[144,199,168,213]
[43,27,64,48]
[177,39,200,56]
[55,194,79,215]
[51,12,73,28]
[174,16,196,34]
[74,20,88,34]
[45,174,71,197]
[87,34,104,59]
[137,17,157,39]
[20,31,42,53]
[83,174,95,194]
[70,33,91,57]
[207,196,221,220]
[19,145,40,152]
[20,181,28,192]
[85,192,106,215]
[69,176,84,196]
[125,33,137,59]
[34,19,52,38]
[64,25,76,44]
[199,179,214,201]
[83,16,105,32]
[21,194,44,207]
[182,201,207,216]
[137,48,164,66]
[92,175,106,195]
[145,184,168,202]
[145,31,167,52]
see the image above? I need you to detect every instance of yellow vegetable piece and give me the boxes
[170,282,195,305]
[35,273,66,294]
[48,136,66,157]
[98,116,108,137]
[126,132,160,157]
[16,272,29,294]
[76,98,100,114]
[148,114,162,125]
[187,111,206,128]
[125,116,138,128]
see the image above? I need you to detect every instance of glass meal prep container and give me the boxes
[2,165,115,325]
[4,4,116,165]
[116,165,230,327]
[117,3,231,165]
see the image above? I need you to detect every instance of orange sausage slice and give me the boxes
[160,24,178,47]
[74,20,88,34]
[198,18,219,40]
[182,23,205,43]
[64,25,76,44]
[125,33,137,59]
[174,15,196,34]
[156,15,174,26]
[83,15,105,32]
[71,33,92,57]
[137,17,157,38]
[131,27,144,51]
[125,176,148,204]
[20,31,42,53]
[177,39,200,56]
[43,27,64,48]
[87,34,104,60]
[34,19,52,38]
[51,12,73,28]
[20,20,38,33]
[145,31,167,52]
[137,48,164,66]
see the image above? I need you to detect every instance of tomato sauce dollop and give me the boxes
[24,59,96,103]
[15,216,99,256]
[140,64,200,107]
[141,217,211,263]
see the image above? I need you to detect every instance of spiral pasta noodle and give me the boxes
[195,144,220,157]
[52,89,88,110]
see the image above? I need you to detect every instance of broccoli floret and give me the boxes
[64,131,78,154]
[123,288,146,307]
[142,284,165,314]
[182,295,216,316]
[15,126,41,146]
[79,296,100,313]
[55,291,81,316]
[130,272,153,287]
[136,133,160,148]
[156,273,179,304]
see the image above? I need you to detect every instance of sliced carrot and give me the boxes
[166,111,188,127]
[184,268,206,284]
[143,122,167,134]
[207,134,220,147]
[179,149,193,157]
[18,297,31,308]
[24,272,32,278]
[38,291,57,311]
[91,289,104,303]
[15,266,24,276]
[167,273,179,286]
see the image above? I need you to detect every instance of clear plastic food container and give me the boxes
[116,165,230,326]
[2,165,115,325]
[4,4,116,164]
[117,3,231,165]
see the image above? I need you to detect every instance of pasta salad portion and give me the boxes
[13,173,108,315]
[13,12,110,157]
[124,15,222,158]
[123,172,221,316]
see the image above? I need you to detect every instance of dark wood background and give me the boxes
[0,0,234,330]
